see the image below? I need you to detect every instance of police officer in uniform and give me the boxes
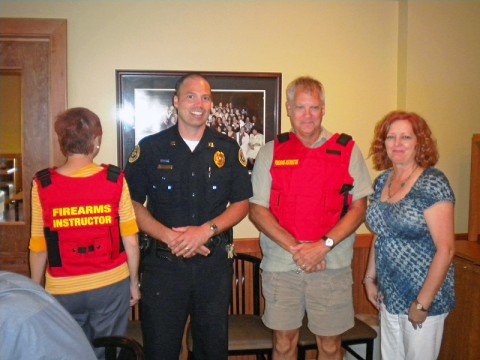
[125,73,252,360]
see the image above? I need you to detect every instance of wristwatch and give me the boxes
[209,222,219,235]
[415,299,428,312]
[322,236,335,249]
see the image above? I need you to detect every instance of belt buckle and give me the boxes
[155,241,182,261]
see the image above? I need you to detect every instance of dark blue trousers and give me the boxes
[140,245,233,360]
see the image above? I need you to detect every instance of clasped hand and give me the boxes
[290,241,327,273]
[167,226,211,258]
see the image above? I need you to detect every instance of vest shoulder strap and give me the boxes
[277,132,290,143]
[336,133,353,146]
[35,168,52,188]
[106,164,122,183]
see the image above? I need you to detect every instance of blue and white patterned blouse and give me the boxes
[366,167,455,315]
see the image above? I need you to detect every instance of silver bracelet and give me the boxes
[362,275,376,284]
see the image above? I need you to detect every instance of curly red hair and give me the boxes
[369,111,439,170]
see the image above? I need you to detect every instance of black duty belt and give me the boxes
[140,231,231,261]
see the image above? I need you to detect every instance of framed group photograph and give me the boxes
[116,70,282,168]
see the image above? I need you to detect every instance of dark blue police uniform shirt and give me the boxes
[124,124,252,228]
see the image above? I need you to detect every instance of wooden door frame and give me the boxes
[0,18,67,165]
[0,18,67,275]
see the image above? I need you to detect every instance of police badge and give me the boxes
[213,151,225,168]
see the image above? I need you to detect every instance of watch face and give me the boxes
[416,303,423,310]
[325,238,334,247]
[210,223,218,234]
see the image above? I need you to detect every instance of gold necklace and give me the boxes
[387,165,418,199]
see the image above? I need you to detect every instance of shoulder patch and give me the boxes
[128,145,141,163]
[238,149,247,167]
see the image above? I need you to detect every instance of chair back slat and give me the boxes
[230,253,262,316]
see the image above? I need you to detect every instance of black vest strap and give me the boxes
[336,133,352,146]
[106,164,121,183]
[277,132,290,143]
[339,184,354,218]
[44,227,62,267]
[334,133,354,217]
[36,168,52,188]
[105,164,124,256]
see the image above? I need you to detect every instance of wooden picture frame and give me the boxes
[116,70,282,168]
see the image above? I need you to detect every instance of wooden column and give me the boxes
[439,241,480,359]
[468,134,480,241]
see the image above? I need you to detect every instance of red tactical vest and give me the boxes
[269,133,354,242]
[35,165,126,277]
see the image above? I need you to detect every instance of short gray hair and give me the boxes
[286,76,325,106]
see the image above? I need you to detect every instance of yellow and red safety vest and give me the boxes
[35,165,126,277]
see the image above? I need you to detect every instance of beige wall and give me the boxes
[403,2,480,234]
[1,0,479,236]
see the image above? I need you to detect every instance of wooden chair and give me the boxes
[126,320,143,348]
[187,253,273,359]
[126,298,143,346]
[93,336,144,360]
[297,315,378,360]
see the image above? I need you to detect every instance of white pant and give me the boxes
[380,305,447,360]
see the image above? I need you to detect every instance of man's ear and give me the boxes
[286,101,291,117]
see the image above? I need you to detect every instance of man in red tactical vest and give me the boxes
[249,76,373,360]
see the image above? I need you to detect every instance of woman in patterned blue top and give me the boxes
[364,111,455,360]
